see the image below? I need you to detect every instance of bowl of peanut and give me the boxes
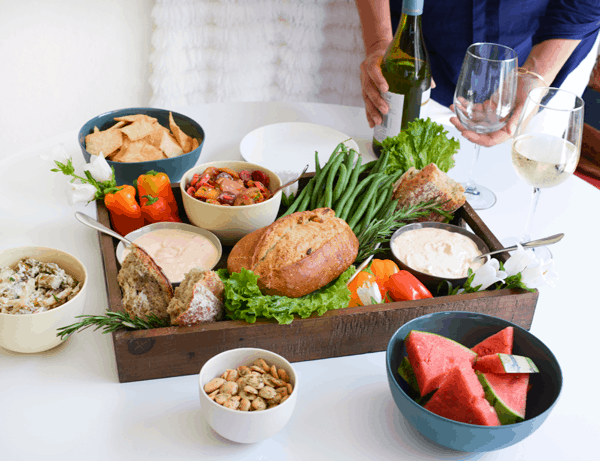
[198,348,298,443]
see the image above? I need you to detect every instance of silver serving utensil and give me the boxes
[74,212,135,248]
[471,233,564,262]
[272,164,310,196]
[347,243,381,286]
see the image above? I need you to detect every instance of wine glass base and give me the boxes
[502,237,553,261]
[461,183,496,210]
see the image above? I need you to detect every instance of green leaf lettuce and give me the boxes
[382,118,460,174]
[217,267,355,325]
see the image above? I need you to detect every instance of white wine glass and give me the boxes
[453,43,518,210]
[509,87,584,259]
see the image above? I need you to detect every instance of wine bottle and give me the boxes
[373,0,431,157]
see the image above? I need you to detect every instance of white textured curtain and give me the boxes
[149,0,365,107]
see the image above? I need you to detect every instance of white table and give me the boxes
[1,101,599,461]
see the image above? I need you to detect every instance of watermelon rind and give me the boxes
[397,357,435,405]
[475,354,539,374]
[477,372,526,425]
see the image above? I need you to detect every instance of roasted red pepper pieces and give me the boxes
[104,185,145,236]
[384,271,433,301]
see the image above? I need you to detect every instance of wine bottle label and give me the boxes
[373,92,405,143]
[402,0,424,16]
[420,88,431,119]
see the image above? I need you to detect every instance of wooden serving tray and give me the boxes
[97,176,538,383]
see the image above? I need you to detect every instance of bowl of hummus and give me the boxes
[389,223,489,292]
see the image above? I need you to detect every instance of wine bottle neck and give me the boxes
[401,0,424,16]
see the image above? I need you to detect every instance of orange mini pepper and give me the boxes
[104,185,145,236]
[136,171,180,220]
[369,259,400,299]
[347,271,378,307]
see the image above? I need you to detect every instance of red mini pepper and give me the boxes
[104,185,145,236]
[384,271,433,301]
[136,171,180,220]
[141,195,180,224]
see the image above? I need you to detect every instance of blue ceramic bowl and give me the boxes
[78,107,205,186]
[386,311,562,452]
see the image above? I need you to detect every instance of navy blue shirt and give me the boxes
[390,0,600,107]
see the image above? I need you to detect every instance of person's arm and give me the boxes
[356,0,393,127]
[450,38,581,147]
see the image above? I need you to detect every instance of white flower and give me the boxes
[521,258,559,289]
[40,144,71,163]
[503,243,536,277]
[357,281,383,306]
[470,258,507,290]
[68,183,97,205]
[84,154,113,182]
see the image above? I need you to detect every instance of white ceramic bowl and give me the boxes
[180,161,282,245]
[198,348,298,443]
[115,222,222,283]
[0,246,88,353]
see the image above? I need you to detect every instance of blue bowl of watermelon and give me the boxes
[386,311,562,452]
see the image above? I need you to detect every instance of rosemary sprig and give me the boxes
[355,199,454,262]
[56,311,171,340]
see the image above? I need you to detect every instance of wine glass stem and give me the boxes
[522,186,541,243]
[465,143,481,195]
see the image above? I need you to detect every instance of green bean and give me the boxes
[376,199,397,221]
[359,160,377,174]
[320,153,345,208]
[361,183,394,230]
[298,177,315,212]
[373,148,390,175]
[315,151,321,176]
[338,173,380,222]
[310,145,343,209]
[332,164,348,204]
[281,180,309,217]
[334,155,362,214]
[345,148,356,171]
[348,174,385,229]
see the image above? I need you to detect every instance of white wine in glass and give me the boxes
[509,87,584,259]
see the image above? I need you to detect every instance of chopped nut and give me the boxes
[254,358,270,372]
[215,393,231,405]
[244,385,258,395]
[252,396,267,411]
[259,386,277,400]
[225,369,238,382]
[239,391,256,401]
[237,365,251,376]
[204,378,226,394]
[277,368,290,383]
[239,398,251,411]
[224,399,240,410]
[219,381,238,396]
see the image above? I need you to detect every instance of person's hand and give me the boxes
[360,41,391,128]
[449,73,546,147]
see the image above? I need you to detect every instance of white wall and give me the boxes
[0,0,153,160]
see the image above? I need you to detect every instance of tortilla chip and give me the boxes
[144,123,170,149]
[93,126,100,133]
[191,138,200,151]
[109,121,127,130]
[110,136,132,161]
[114,141,164,163]
[160,131,184,158]
[120,119,156,142]
[114,114,158,124]
[85,129,123,157]
[169,112,192,154]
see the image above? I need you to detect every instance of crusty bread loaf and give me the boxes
[393,163,465,221]
[167,268,225,326]
[228,208,358,298]
[117,246,173,320]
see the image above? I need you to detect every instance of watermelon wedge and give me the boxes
[398,357,420,394]
[478,372,529,425]
[424,366,500,426]
[471,327,513,356]
[475,354,539,374]
[406,330,477,397]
